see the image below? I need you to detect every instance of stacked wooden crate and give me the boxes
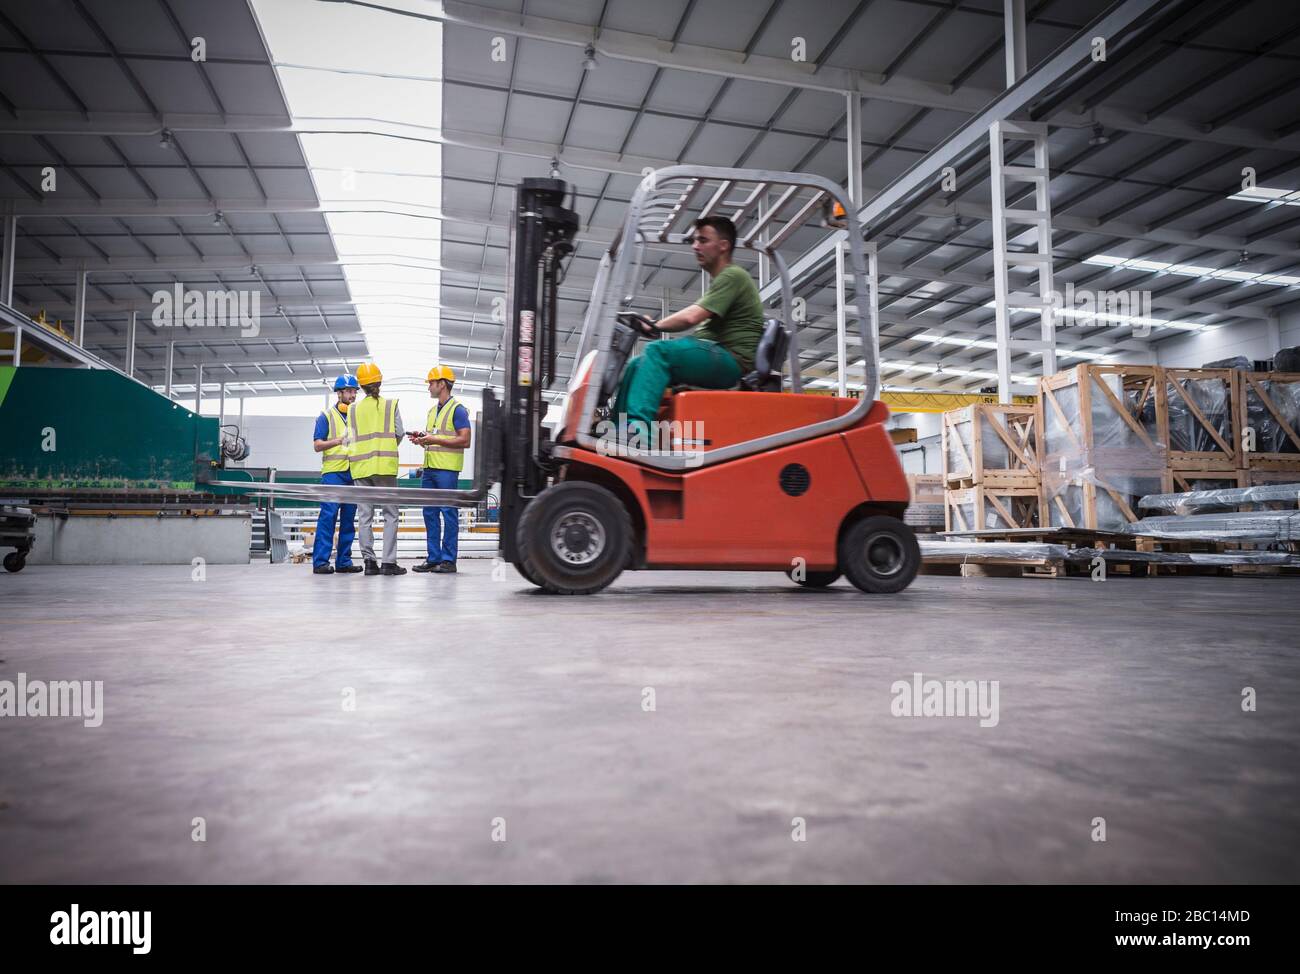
[937,364,1300,535]
[1037,365,1170,531]
[1235,370,1300,486]
[1162,367,1244,493]
[941,403,1040,531]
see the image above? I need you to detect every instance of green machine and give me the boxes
[0,365,221,492]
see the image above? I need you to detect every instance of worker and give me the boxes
[348,362,407,576]
[408,365,470,574]
[310,374,363,575]
[612,215,764,442]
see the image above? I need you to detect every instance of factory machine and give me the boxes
[0,361,255,567]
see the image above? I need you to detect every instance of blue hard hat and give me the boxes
[333,374,359,390]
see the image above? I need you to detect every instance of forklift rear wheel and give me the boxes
[4,552,26,573]
[838,515,919,594]
[516,482,632,594]
[786,568,841,588]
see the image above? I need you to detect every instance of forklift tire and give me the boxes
[786,568,841,588]
[516,482,632,594]
[838,515,920,594]
[4,552,26,573]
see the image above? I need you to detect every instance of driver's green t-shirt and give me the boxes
[695,264,765,371]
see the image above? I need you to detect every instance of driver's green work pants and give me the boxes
[613,337,742,429]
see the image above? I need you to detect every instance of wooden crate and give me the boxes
[1039,364,1168,472]
[944,485,1040,532]
[1235,371,1300,468]
[1163,368,1240,470]
[941,403,1039,488]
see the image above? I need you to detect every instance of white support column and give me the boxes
[834,240,849,398]
[218,381,226,430]
[990,126,1014,403]
[1,214,16,307]
[845,92,864,208]
[239,395,245,427]
[195,363,203,413]
[73,269,87,346]
[125,309,137,378]
[164,340,174,398]
[11,321,21,365]
[1004,0,1028,86]
[990,119,1057,402]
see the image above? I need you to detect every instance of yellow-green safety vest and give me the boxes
[348,395,399,478]
[320,406,350,474]
[424,396,465,472]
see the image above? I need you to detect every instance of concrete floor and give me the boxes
[1,562,1298,884]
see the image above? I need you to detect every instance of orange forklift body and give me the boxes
[560,390,910,571]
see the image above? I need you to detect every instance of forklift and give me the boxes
[492,166,918,595]
[226,166,919,596]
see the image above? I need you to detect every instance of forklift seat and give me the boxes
[737,319,789,393]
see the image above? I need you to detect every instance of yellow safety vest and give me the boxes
[424,397,465,472]
[348,395,399,478]
[321,406,350,474]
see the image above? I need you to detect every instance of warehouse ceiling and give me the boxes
[0,0,363,396]
[1,0,1299,398]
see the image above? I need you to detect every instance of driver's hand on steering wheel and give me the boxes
[624,312,659,337]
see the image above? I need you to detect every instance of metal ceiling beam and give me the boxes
[429,0,993,111]
[0,111,293,136]
[759,0,1190,304]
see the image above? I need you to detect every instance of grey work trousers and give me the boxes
[354,474,399,565]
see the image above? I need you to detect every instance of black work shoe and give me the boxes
[434,561,457,574]
[381,562,408,576]
[335,564,363,574]
[411,561,438,573]
[364,560,381,576]
[313,565,335,575]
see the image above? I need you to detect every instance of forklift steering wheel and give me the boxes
[616,311,659,337]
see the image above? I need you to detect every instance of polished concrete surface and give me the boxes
[1,562,1298,884]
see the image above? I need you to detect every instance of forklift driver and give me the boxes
[612,216,765,439]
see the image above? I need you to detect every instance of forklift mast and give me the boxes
[499,177,580,562]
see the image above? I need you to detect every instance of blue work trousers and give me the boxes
[422,467,459,564]
[312,470,357,568]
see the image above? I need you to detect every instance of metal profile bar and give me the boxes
[741,184,801,246]
[728,181,770,227]
[73,270,87,347]
[657,177,704,241]
[696,180,734,220]
[0,214,15,306]
[765,190,828,250]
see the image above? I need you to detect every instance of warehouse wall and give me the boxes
[1154,311,1300,367]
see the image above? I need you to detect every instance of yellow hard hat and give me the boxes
[426,365,455,383]
[356,362,382,385]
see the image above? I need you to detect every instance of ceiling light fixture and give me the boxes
[1088,123,1109,146]
[159,128,173,149]
[582,43,597,70]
